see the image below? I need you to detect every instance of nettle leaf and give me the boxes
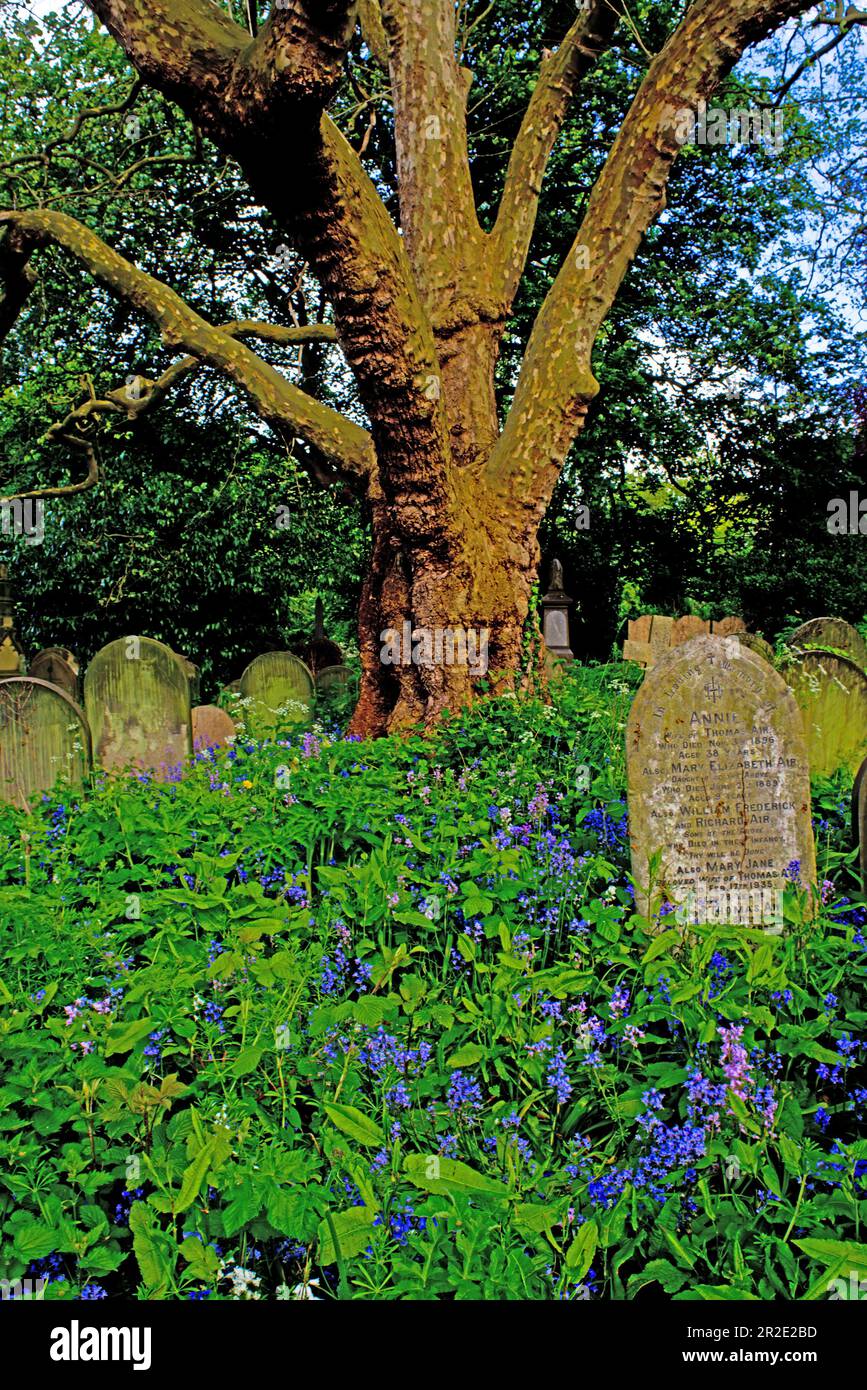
[12,1223,62,1261]
[129,1202,174,1292]
[317,1206,378,1265]
[221,1182,262,1238]
[322,1102,384,1149]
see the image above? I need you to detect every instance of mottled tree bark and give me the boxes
[1,0,822,734]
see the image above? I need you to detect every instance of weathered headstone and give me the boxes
[735,632,775,665]
[29,647,80,700]
[852,753,867,895]
[239,652,314,734]
[0,564,26,674]
[627,635,816,926]
[623,614,675,668]
[84,636,192,778]
[671,615,709,646]
[0,676,91,808]
[789,617,867,673]
[192,704,237,751]
[624,614,749,670]
[316,664,352,694]
[174,652,201,705]
[785,649,867,777]
[713,616,748,639]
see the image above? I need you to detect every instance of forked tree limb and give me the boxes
[488,0,822,504]
[82,0,454,543]
[0,210,375,487]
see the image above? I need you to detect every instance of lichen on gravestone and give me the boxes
[626,635,815,928]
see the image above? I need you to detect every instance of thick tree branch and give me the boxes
[0,211,375,486]
[83,0,245,136]
[380,0,485,324]
[358,0,390,66]
[229,0,359,120]
[489,0,819,504]
[83,0,454,549]
[490,0,622,309]
[3,324,341,503]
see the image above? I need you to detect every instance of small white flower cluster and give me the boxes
[227,1266,262,1300]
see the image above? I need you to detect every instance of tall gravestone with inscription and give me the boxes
[627,636,816,926]
[84,636,192,778]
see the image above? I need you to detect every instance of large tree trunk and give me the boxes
[350,468,541,736]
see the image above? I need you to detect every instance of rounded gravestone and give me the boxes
[789,618,867,673]
[671,616,709,646]
[785,649,867,778]
[627,635,816,926]
[713,616,747,638]
[174,652,201,705]
[84,636,192,779]
[0,676,91,809]
[852,754,867,896]
[315,664,353,695]
[735,632,776,665]
[29,647,80,700]
[192,704,237,751]
[239,652,314,735]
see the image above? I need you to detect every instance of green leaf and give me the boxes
[513,1202,560,1234]
[317,1206,378,1265]
[174,1137,218,1215]
[104,1016,156,1056]
[627,1259,688,1295]
[221,1182,261,1238]
[565,1219,598,1280]
[694,1284,759,1300]
[129,1202,172,1291]
[12,1223,60,1261]
[641,930,680,963]
[794,1237,867,1273]
[661,1226,696,1269]
[403,1154,509,1200]
[446,1042,487,1068]
[230,1045,266,1078]
[322,1102,384,1149]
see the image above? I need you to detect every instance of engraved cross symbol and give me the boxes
[705,677,722,705]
